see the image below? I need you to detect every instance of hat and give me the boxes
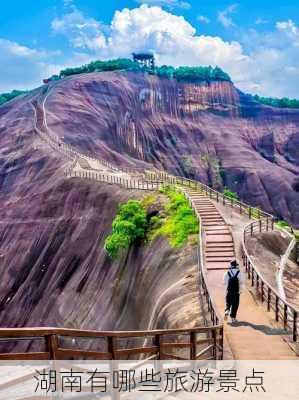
[230,260,238,268]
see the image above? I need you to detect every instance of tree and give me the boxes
[104,200,147,258]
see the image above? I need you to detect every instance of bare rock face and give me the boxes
[0,89,201,331]
[0,69,298,330]
[44,72,299,226]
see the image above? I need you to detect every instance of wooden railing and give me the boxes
[242,220,299,343]
[145,171,273,221]
[0,326,223,360]
[184,191,223,328]
[65,169,162,190]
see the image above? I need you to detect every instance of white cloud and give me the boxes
[255,17,268,25]
[197,15,210,24]
[276,19,299,46]
[0,39,62,92]
[1,6,299,98]
[135,0,191,10]
[51,8,107,50]
[48,5,299,97]
[217,4,238,28]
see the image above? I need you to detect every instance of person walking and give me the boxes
[224,260,243,323]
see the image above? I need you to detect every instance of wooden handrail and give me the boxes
[0,325,223,361]
[145,171,274,220]
[0,325,222,338]
[184,192,223,326]
[242,219,299,342]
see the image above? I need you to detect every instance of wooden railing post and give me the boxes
[293,311,297,342]
[212,329,217,359]
[154,334,162,360]
[284,304,288,330]
[46,334,58,359]
[259,219,262,232]
[275,297,279,321]
[108,336,115,360]
[267,288,271,311]
[190,332,196,360]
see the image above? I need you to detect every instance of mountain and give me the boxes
[0,79,201,330]
[43,71,299,225]
[0,69,298,330]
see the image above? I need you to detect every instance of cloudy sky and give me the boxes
[0,0,298,97]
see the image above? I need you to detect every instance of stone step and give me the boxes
[204,223,226,227]
[201,215,222,218]
[206,248,235,254]
[205,230,231,235]
[205,228,230,232]
[206,265,230,271]
[206,244,234,249]
[205,226,229,230]
[201,218,224,222]
[207,251,235,257]
[206,261,230,268]
[200,212,221,215]
[199,209,220,214]
[206,228,229,232]
[200,214,223,221]
[194,200,212,202]
[206,235,233,243]
[206,253,235,259]
[205,256,234,262]
[194,204,214,208]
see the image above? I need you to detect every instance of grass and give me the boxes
[275,219,295,236]
[105,188,199,259]
[223,187,238,200]
[150,185,199,247]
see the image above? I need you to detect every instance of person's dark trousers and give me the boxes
[225,292,240,318]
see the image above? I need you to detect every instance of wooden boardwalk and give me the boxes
[186,189,296,359]
[26,84,297,361]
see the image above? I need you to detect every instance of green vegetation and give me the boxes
[275,219,293,234]
[223,187,238,200]
[0,89,27,106]
[60,58,141,77]
[253,94,299,109]
[105,188,199,259]
[151,186,199,247]
[173,66,231,83]
[56,58,231,84]
[250,207,262,219]
[104,200,147,259]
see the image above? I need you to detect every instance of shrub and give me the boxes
[0,89,27,106]
[253,94,299,109]
[223,187,238,200]
[154,186,198,247]
[58,58,231,83]
[104,200,147,258]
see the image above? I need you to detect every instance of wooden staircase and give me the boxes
[187,190,235,270]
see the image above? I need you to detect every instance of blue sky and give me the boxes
[0,0,298,97]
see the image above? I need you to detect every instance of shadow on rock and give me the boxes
[228,320,288,336]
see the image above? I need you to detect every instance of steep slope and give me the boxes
[0,92,201,330]
[43,71,299,226]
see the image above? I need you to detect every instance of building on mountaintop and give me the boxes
[132,53,155,71]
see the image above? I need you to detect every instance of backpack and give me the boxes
[227,270,240,293]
